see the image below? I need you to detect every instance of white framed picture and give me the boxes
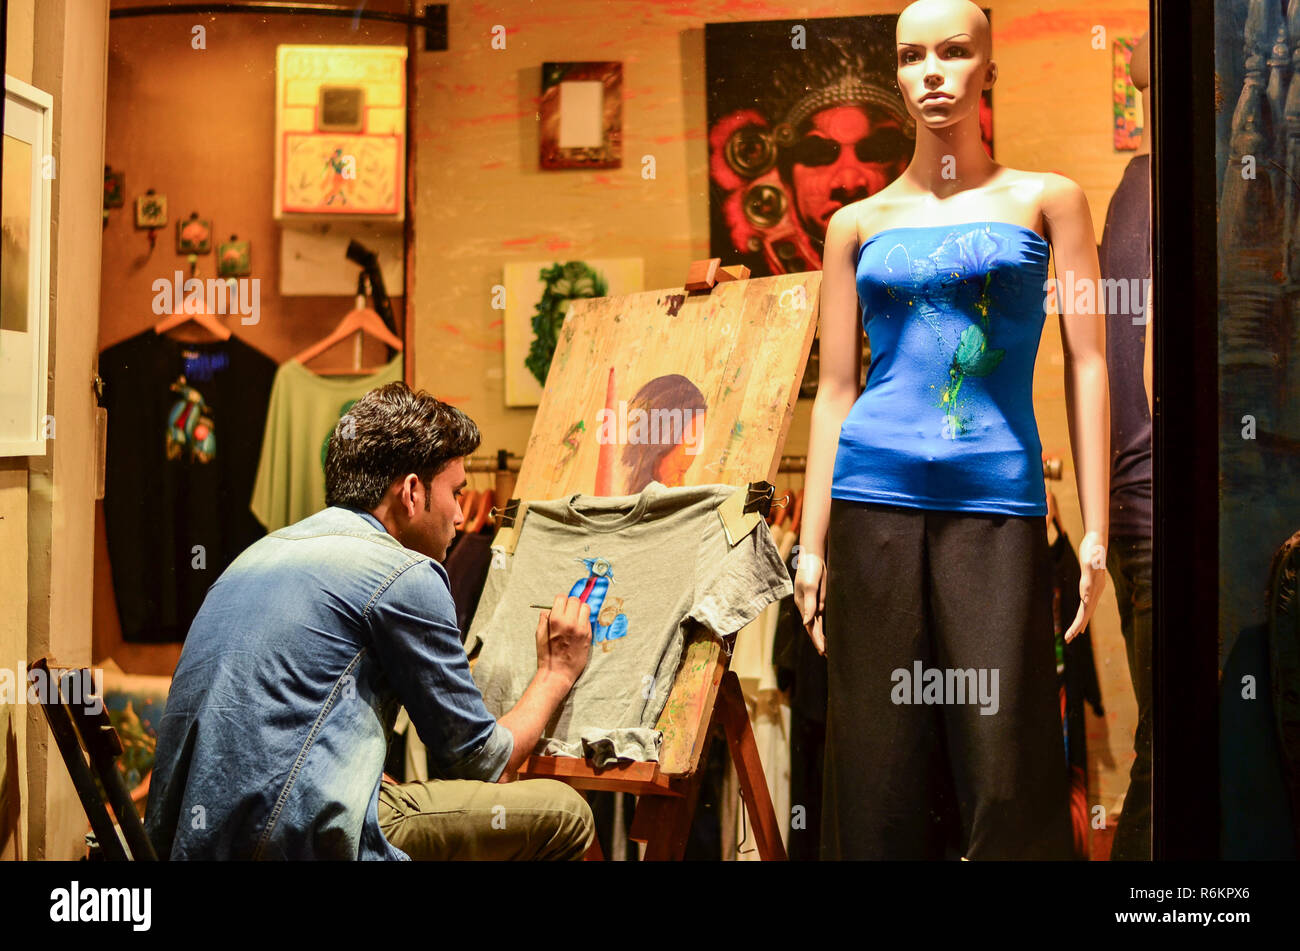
[1,76,54,456]
[502,257,643,407]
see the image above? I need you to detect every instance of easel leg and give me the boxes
[629,777,704,861]
[629,726,718,861]
[718,670,788,861]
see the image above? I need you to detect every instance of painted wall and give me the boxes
[94,2,409,674]
[88,0,1149,844]
[4,0,111,859]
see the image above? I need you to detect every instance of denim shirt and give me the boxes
[144,506,514,860]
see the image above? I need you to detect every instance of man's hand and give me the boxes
[498,596,594,782]
[535,595,592,687]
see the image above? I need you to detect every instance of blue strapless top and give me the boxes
[831,221,1050,516]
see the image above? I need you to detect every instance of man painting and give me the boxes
[146,383,596,860]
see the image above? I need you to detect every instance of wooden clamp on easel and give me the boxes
[684,257,750,292]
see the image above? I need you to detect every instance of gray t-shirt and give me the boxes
[467,481,793,766]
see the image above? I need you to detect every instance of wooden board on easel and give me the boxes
[474,264,820,859]
[510,270,821,500]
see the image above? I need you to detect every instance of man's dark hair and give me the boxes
[324,382,480,511]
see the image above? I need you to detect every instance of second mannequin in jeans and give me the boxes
[1107,535,1152,860]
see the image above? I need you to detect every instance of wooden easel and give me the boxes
[481,258,820,860]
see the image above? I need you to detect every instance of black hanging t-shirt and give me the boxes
[99,331,277,642]
[443,527,496,642]
[1099,153,1153,537]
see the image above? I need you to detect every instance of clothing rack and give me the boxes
[461,451,520,531]
[464,450,522,474]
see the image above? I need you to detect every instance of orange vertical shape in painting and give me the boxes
[593,366,617,496]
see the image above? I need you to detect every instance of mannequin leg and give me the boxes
[924,509,1074,860]
[1107,534,1153,860]
[820,499,959,860]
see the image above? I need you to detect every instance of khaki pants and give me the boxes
[377,778,595,860]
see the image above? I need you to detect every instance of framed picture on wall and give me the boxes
[1,75,54,457]
[1113,36,1144,150]
[175,213,213,255]
[539,62,623,170]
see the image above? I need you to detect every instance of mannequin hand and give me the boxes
[794,551,827,656]
[1064,532,1107,644]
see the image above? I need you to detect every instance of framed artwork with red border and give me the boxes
[539,62,622,170]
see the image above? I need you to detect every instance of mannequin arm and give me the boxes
[796,207,865,653]
[1043,175,1111,641]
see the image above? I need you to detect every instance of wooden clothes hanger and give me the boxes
[292,284,403,375]
[469,488,495,533]
[1045,488,1064,545]
[154,261,232,341]
[458,487,479,524]
[458,465,485,531]
[454,465,496,534]
[789,485,804,537]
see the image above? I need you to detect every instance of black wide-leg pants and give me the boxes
[820,499,1074,861]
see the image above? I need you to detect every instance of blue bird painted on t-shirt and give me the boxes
[567,557,629,647]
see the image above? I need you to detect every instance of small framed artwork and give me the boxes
[1,76,54,456]
[176,213,212,254]
[318,85,365,133]
[104,165,124,208]
[135,190,167,228]
[281,133,402,214]
[274,45,407,220]
[217,235,251,277]
[1113,37,1144,151]
[539,62,622,170]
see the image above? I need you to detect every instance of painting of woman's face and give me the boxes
[652,410,707,487]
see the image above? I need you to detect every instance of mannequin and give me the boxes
[1135,32,1154,417]
[1102,28,1153,862]
[794,0,1110,860]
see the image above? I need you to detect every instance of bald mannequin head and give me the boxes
[895,0,995,132]
[898,0,992,59]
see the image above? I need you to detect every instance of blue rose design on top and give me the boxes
[883,226,1018,439]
